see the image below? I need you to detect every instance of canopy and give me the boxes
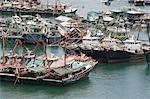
[56,16,72,22]
[53,62,87,76]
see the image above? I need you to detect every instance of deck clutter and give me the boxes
[128,0,150,6]
[0,36,98,85]
[0,0,78,16]
[0,0,150,85]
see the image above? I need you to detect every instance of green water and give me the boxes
[0,43,150,99]
[0,60,149,99]
[0,0,150,98]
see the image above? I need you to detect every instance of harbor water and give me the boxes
[0,45,149,99]
[0,0,150,99]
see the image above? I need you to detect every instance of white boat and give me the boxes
[82,28,104,48]
[123,37,143,54]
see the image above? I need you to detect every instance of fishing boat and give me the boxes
[46,26,61,44]
[111,10,123,19]
[134,0,145,6]
[0,0,78,16]
[78,36,144,63]
[22,15,49,44]
[0,52,97,85]
[78,38,123,63]
[82,28,104,47]
[56,16,85,43]
[0,17,9,37]
[145,0,150,5]
[126,8,145,23]
[3,15,24,43]
[101,0,111,6]
[16,54,97,85]
[0,34,97,85]
[128,0,135,3]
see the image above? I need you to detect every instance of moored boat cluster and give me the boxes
[0,0,150,86]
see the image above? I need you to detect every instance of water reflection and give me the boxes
[145,66,150,75]
[0,78,91,99]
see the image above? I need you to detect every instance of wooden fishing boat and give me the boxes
[77,36,145,63]
[0,54,97,85]
[0,34,97,85]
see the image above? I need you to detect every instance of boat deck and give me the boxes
[4,36,23,39]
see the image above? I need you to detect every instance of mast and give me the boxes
[64,41,66,66]
[147,20,150,42]
[2,30,5,65]
[43,41,47,67]
[46,0,48,9]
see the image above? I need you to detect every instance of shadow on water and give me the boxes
[145,66,150,75]
[94,59,147,71]
[0,78,91,98]
[91,59,149,80]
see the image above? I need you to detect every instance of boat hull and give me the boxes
[0,9,62,17]
[0,66,93,86]
[0,72,89,86]
[79,48,144,63]
[47,36,61,44]
[0,9,77,17]
[22,34,46,44]
[143,49,150,65]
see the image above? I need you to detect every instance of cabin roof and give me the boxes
[103,16,113,22]
[53,62,87,76]
[20,15,34,18]
[127,11,145,15]
[56,16,72,22]
[28,66,44,72]
[111,9,122,13]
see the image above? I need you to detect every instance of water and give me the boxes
[41,0,150,18]
[0,0,150,99]
[0,57,149,99]
[0,44,150,99]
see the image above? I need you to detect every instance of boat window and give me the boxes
[34,28,41,32]
[64,74,68,78]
